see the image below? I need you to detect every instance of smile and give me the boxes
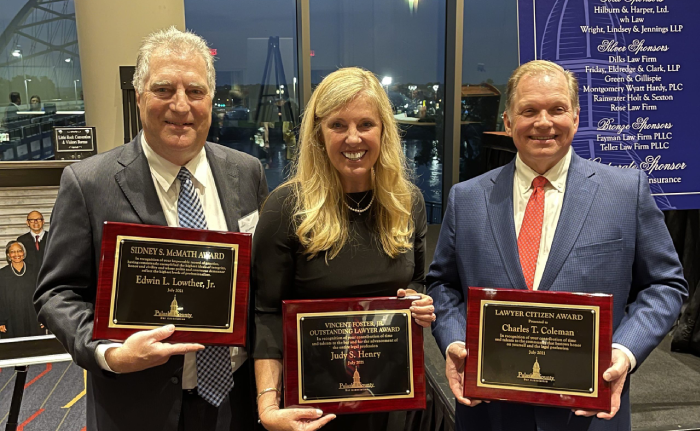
[165,120,193,127]
[343,151,367,161]
[530,136,556,141]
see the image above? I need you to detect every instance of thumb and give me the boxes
[604,359,627,382]
[448,344,467,359]
[296,408,324,419]
[150,324,176,342]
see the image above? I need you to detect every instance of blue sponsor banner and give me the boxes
[517,0,699,210]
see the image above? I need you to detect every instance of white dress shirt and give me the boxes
[449,147,636,370]
[96,135,247,388]
[513,147,571,291]
[29,230,46,242]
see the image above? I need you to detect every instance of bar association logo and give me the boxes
[339,367,376,391]
[154,294,193,321]
[517,357,555,383]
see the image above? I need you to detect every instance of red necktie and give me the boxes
[518,176,548,290]
[35,235,40,251]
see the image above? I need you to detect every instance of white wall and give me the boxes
[75,0,185,153]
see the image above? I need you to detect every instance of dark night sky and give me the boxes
[184,0,519,86]
[2,0,520,87]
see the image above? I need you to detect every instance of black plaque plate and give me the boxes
[464,287,613,411]
[478,301,598,395]
[52,126,97,160]
[110,236,238,330]
[94,222,252,345]
[297,310,413,403]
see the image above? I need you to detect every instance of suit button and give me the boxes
[171,376,179,384]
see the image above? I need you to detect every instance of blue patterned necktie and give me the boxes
[177,167,234,407]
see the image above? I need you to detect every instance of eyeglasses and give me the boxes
[27,218,44,222]
[8,250,24,255]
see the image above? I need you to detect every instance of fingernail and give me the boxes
[316,409,323,416]
[412,302,417,306]
[166,324,175,331]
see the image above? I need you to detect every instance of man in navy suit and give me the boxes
[427,60,687,430]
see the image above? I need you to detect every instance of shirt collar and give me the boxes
[29,230,45,240]
[141,133,209,192]
[514,146,572,195]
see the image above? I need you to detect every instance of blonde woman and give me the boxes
[252,67,434,431]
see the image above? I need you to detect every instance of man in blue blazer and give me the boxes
[427,60,687,430]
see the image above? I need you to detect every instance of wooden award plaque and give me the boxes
[464,287,613,411]
[283,296,426,415]
[93,221,251,346]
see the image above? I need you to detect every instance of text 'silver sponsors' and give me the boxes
[518,0,700,209]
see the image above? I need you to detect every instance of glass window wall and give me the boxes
[0,0,85,160]
[310,0,446,223]
[185,0,299,191]
[459,0,519,181]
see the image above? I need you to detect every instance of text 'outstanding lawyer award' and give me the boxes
[283,296,426,415]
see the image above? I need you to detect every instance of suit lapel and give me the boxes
[206,143,241,232]
[114,136,167,226]
[486,160,528,290]
[538,153,598,291]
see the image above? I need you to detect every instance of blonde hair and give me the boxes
[505,60,579,117]
[283,67,415,260]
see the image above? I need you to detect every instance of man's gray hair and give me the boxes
[132,26,216,97]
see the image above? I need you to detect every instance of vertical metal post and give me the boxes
[21,54,29,108]
[296,0,312,110]
[442,0,464,215]
[5,366,29,431]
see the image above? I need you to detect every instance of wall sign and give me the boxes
[518,0,698,210]
[52,127,97,161]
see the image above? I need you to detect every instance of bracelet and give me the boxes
[256,387,280,402]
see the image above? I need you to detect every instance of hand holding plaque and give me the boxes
[397,288,436,328]
[446,343,487,407]
[573,348,630,419]
[103,324,204,373]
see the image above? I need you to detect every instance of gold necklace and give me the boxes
[346,191,370,206]
[344,192,375,214]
